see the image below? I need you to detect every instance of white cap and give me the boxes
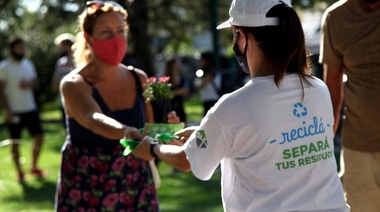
[217,0,292,30]
[54,33,76,45]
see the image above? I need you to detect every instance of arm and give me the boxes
[0,80,13,122]
[196,74,214,89]
[323,64,344,134]
[20,61,39,90]
[172,87,189,98]
[61,74,141,140]
[175,126,198,140]
[19,77,39,90]
[132,67,155,123]
[51,69,61,93]
[155,143,191,172]
[0,80,9,112]
[145,101,155,123]
[133,136,191,172]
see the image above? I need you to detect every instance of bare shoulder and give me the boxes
[60,68,90,93]
[121,64,148,82]
[125,65,148,78]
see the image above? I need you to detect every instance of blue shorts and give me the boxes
[6,110,43,139]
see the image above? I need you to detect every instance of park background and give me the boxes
[0,0,338,211]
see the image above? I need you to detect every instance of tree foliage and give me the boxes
[0,0,336,107]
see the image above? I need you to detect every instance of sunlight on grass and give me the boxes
[184,92,203,123]
[0,98,224,211]
[157,163,222,212]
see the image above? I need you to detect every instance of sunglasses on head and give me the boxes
[86,1,124,10]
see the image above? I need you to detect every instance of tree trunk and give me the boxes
[126,0,155,77]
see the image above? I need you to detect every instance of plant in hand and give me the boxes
[143,76,173,101]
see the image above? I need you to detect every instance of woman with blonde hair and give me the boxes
[55,1,177,210]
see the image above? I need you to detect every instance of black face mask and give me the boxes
[11,51,24,61]
[233,41,250,74]
[59,51,69,58]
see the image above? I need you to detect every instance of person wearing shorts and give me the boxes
[0,37,45,182]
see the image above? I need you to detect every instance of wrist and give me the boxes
[122,127,128,138]
[122,126,131,139]
[150,140,159,159]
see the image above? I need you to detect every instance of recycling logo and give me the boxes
[196,130,207,148]
[293,102,307,118]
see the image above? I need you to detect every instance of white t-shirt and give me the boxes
[53,56,75,106]
[200,72,221,102]
[184,74,349,212]
[0,58,37,112]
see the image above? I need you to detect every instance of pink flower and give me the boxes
[120,192,135,206]
[90,156,98,168]
[62,163,75,173]
[126,174,133,186]
[83,191,90,201]
[138,189,146,203]
[147,77,157,83]
[87,208,96,212]
[78,156,89,170]
[78,207,85,212]
[60,183,67,195]
[70,175,82,184]
[68,189,81,203]
[90,175,98,187]
[88,197,99,207]
[151,199,158,211]
[58,206,68,212]
[112,157,125,172]
[143,75,173,100]
[100,173,108,182]
[126,156,139,170]
[102,193,119,208]
[133,172,140,182]
[158,76,170,82]
[104,179,117,191]
[97,162,109,172]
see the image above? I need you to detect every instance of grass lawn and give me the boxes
[0,96,223,211]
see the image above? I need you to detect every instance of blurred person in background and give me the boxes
[196,52,221,116]
[320,0,380,211]
[164,58,189,125]
[51,33,76,129]
[0,37,45,182]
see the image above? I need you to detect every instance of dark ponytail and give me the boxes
[241,3,311,87]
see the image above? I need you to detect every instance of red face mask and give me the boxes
[91,36,127,66]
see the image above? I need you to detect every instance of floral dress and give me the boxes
[55,70,159,212]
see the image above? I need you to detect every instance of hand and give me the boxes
[5,111,13,123]
[19,79,32,90]
[332,117,340,135]
[167,137,187,146]
[174,126,198,141]
[167,111,182,124]
[132,136,155,160]
[124,126,143,141]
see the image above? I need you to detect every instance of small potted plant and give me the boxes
[143,76,173,123]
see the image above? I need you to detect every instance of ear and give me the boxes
[236,29,248,47]
[83,33,92,45]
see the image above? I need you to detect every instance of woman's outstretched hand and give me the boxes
[167,111,184,126]
[124,126,143,141]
